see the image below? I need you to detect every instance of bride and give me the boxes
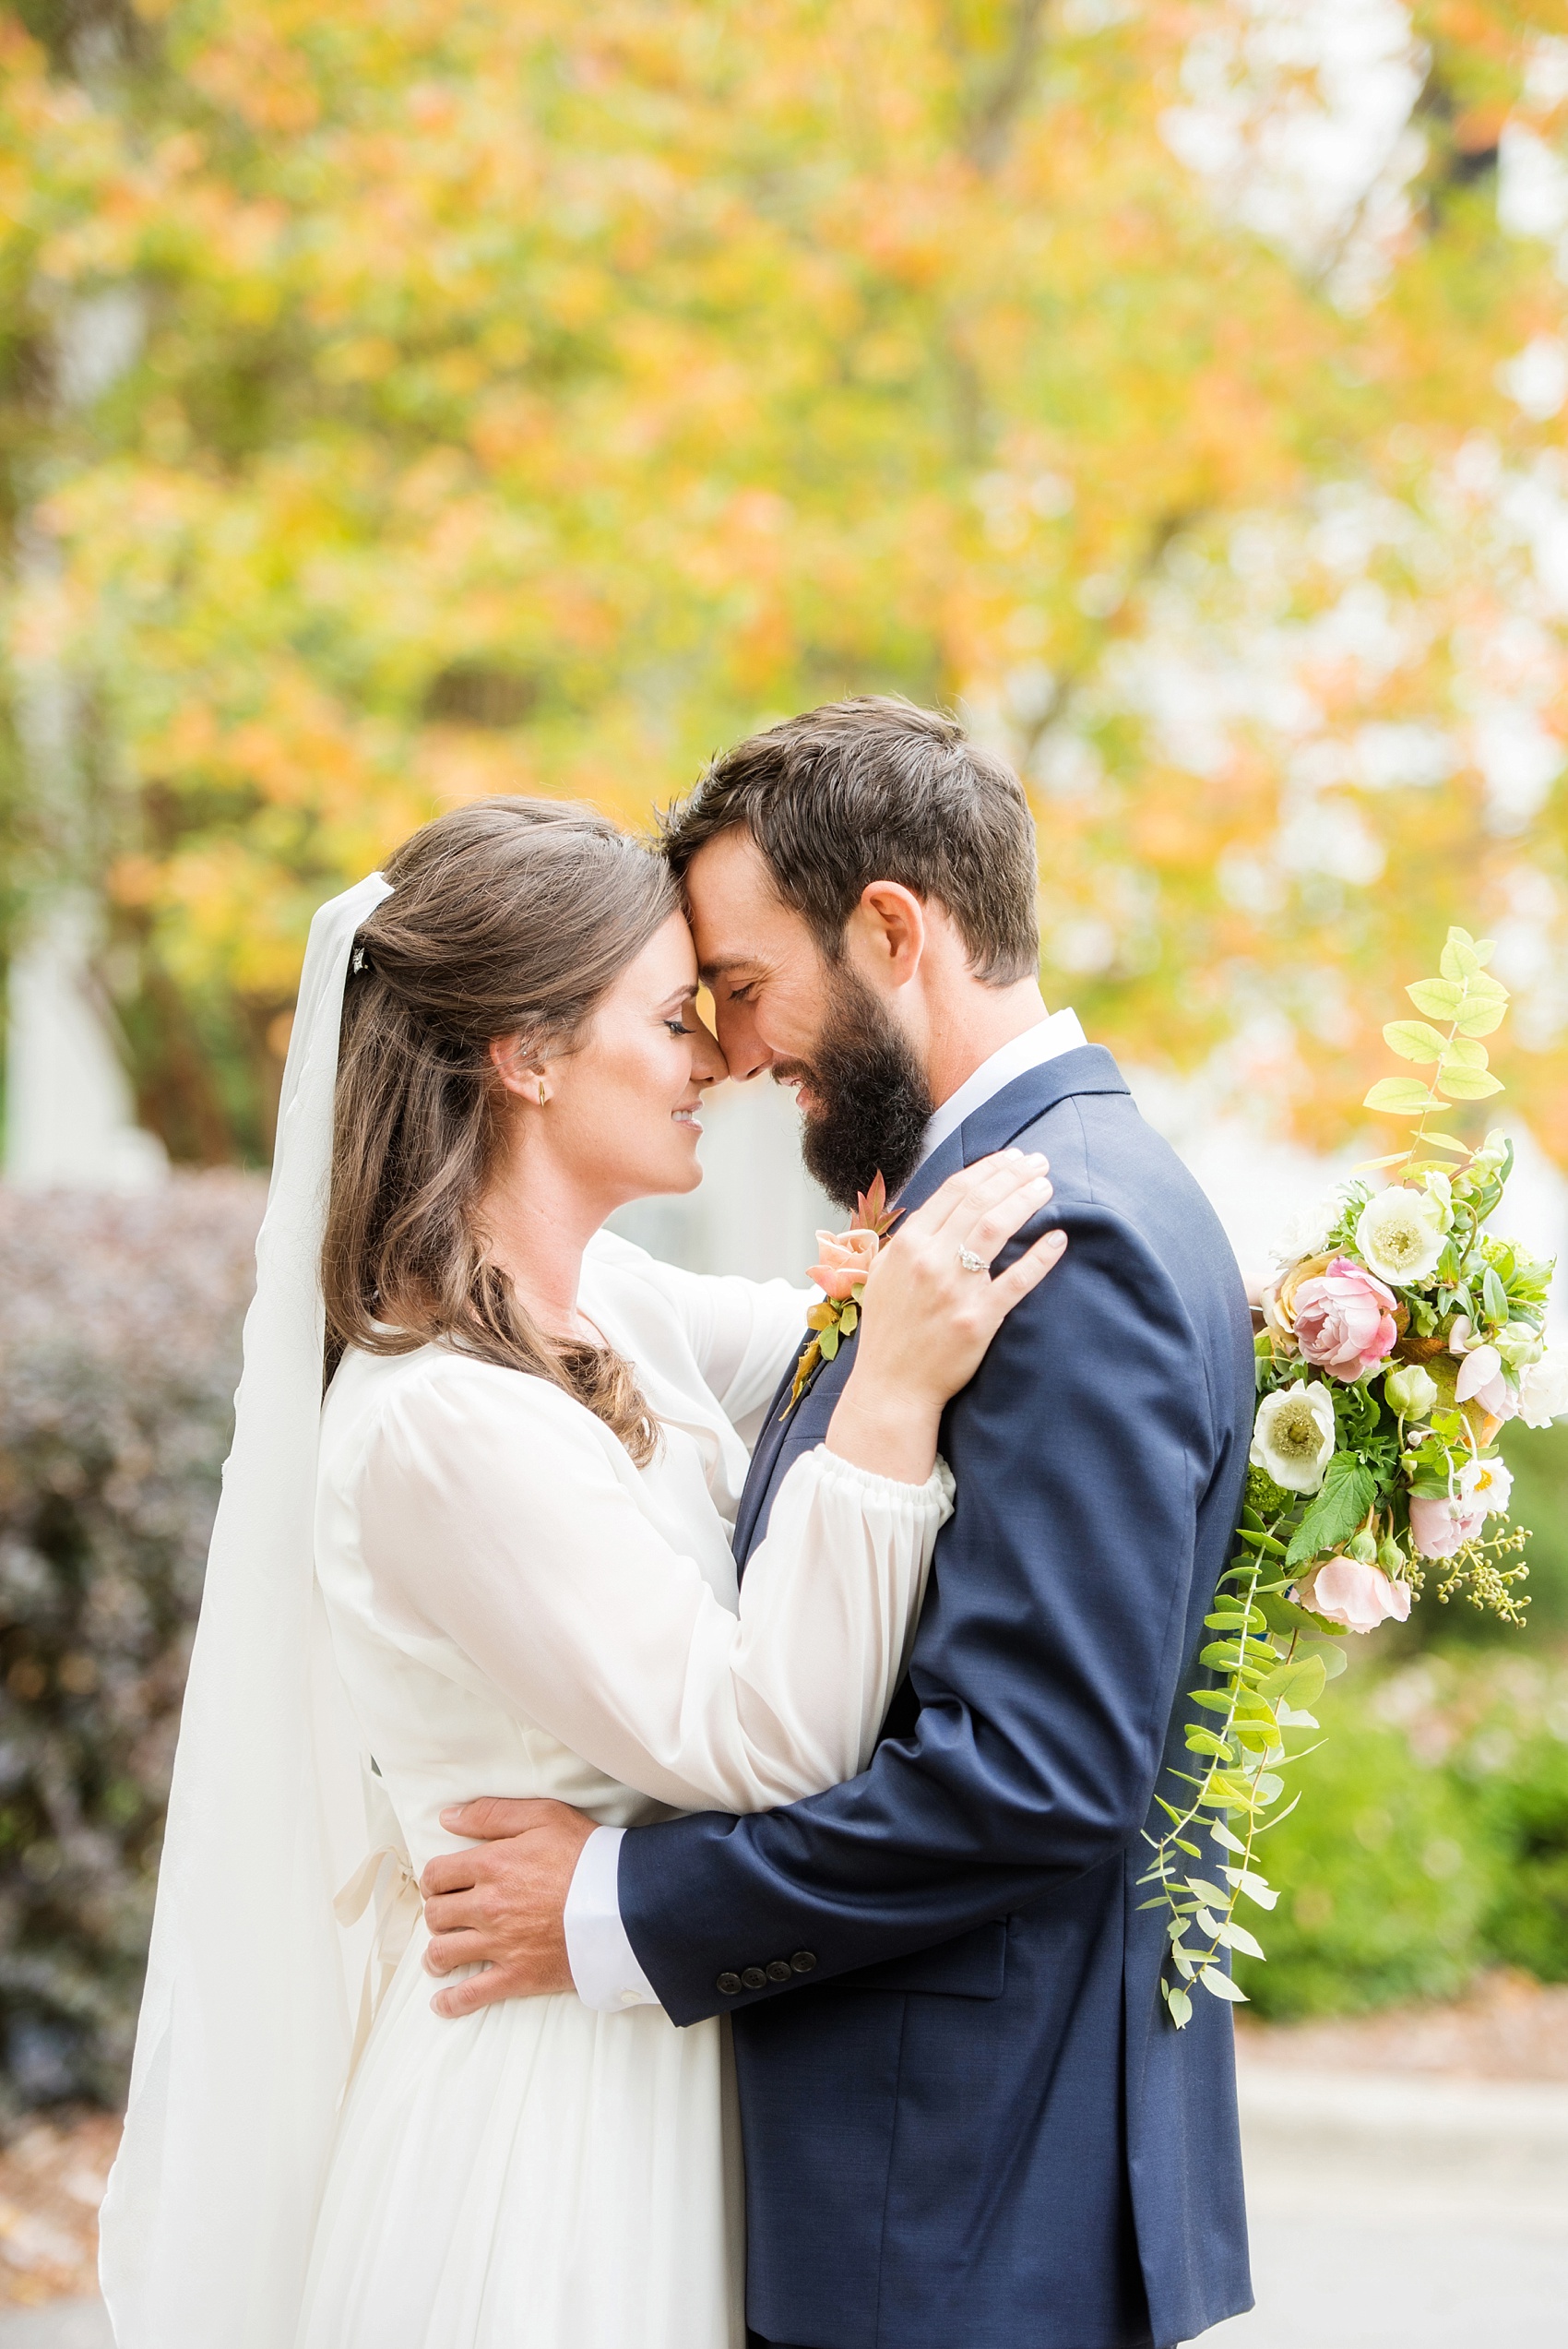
[98,797,1063,2349]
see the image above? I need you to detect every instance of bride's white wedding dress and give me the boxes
[296,1229,951,2349]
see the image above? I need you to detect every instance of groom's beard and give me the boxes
[784,969,934,1212]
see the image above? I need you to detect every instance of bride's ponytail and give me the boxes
[322,798,675,1463]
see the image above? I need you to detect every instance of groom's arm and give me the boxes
[614,1201,1217,2024]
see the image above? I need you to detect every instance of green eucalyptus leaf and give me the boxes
[1213,1919,1266,1961]
[1406,976,1464,1019]
[1443,1033,1490,1071]
[1209,1821,1248,1855]
[1183,1876,1232,1907]
[1198,1966,1248,2004]
[1437,1067,1504,1102]
[1184,1728,1234,1759]
[1364,1077,1437,1115]
[1382,1019,1448,1065]
[1168,1985,1193,2028]
[1222,1866,1278,1910]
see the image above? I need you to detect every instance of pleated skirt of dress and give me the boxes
[295,1926,746,2349]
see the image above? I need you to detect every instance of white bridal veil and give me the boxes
[99,873,394,2349]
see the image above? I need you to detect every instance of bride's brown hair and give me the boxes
[322,797,679,1461]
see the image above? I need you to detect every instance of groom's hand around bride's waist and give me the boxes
[420,1797,595,2016]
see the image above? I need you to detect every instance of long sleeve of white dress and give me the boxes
[350,1350,951,1817]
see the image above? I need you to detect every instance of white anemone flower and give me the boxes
[1460,1455,1514,1518]
[1517,1351,1568,1429]
[1251,1382,1336,1495]
[1354,1186,1446,1288]
[1268,1191,1344,1272]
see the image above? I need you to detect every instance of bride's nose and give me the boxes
[689,1008,731,1087]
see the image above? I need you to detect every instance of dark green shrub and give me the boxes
[1477,1734,1568,1982]
[1232,1675,1493,2019]
[0,1178,261,2116]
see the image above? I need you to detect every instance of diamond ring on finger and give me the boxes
[957,1248,990,1273]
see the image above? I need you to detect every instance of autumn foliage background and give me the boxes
[1,0,1565,1168]
[0,0,1567,2124]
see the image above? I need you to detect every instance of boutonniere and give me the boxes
[786,1172,899,1413]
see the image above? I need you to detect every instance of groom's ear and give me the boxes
[846,881,927,986]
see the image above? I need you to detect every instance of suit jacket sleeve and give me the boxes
[617,1198,1222,2024]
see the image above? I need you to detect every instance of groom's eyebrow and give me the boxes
[698,955,762,984]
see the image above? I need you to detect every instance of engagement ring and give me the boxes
[957,1248,990,1273]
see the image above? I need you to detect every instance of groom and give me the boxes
[422,698,1255,2348]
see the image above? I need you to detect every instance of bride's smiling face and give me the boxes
[493,912,728,1217]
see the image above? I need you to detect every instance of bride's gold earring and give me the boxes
[538,1079,547,1107]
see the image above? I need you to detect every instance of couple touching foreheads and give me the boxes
[101,698,1255,2349]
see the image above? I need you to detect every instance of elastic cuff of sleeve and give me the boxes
[800,1444,954,1513]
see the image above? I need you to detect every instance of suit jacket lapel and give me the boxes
[733,1353,803,1563]
[731,1127,968,1568]
[730,1049,1129,1569]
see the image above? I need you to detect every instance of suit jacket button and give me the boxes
[766,1960,791,1983]
[742,1965,767,1990]
[790,1950,817,1973]
[716,1972,742,1996]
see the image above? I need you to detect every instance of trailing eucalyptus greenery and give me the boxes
[1144,929,1562,2028]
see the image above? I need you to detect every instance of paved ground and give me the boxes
[3,2059,1564,2346]
[1210,2062,1568,2349]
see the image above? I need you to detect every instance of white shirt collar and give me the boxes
[916,1008,1087,1166]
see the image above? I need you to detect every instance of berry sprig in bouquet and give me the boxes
[1145,929,1562,2027]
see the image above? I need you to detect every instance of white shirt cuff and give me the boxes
[563,1826,662,2013]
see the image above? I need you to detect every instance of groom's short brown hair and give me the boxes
[660,697,1039,985]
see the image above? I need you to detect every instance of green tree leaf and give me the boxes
[1198,1966,1248,2003]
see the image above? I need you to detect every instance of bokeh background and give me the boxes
[0,0,1566,2331]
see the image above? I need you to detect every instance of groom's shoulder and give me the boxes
[1014,1079,1242,1300]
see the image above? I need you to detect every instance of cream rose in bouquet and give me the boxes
[1145,930,1558,2028]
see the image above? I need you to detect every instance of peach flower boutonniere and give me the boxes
[786,1173,899,1412]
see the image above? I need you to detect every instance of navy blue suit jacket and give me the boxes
[619,1047,1256,2349]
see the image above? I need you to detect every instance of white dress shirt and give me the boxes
[564,1007,1086,2012]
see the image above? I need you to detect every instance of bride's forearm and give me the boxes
[825,1371,940,1486]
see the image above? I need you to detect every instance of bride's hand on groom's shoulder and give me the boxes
[826,1151,1065,1482]
[420,1797,597,2016]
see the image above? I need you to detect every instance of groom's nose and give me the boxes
[712,996,776,1084]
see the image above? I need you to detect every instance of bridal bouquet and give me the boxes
[1146,929,1563,2027]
